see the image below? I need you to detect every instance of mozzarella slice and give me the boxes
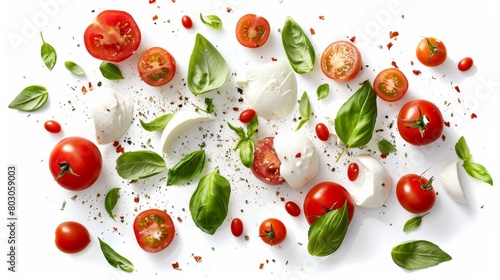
[439,159,467,203]
[236,60,297,120]
[274,130,319,189]
[160,111,210,155]
[87,87,134,145]
[350,154,392,208]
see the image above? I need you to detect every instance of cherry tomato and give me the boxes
[230,218,244,237]
[239,108,256,123]
[416,37,447,67]
[133,209,175,253]
[315,122,330,141]
[235,14,271,48]
[458,57,473,72]
[83,10,141,62]
[252,137,285,185]
[181,15,193,29]
[285,201,301,217]
[259,218,287,246]
[303,181,355,225]
[321,40,362,82]
[44,120,62,133]
[396,173,436,214]
[373,68,408,102]
[397,99,444,146]
[55,221,91,254]
[49,137,102,191]
[137,46,176,87]
[347,162,359,182]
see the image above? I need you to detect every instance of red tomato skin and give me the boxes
[416,37,447,67]
[315,123,330,141]
[44,120,62,133]
[55,221,91,254]
[285,201,301,217]
[230,218,244,237]
[321,40,362,82]
[236,14,271,48]
[303,181,355,225]
[396,174,436,214]
[181,15,193,29]
[458,57,473,72]
[259,218,287,246]
[49,137,102,191]
[137,46,176,87]
[252,137,285,185]
[372,68,409,102]
[239,108,256,123]
[397,99,444,146]
[133,209,175,253]
[347,162,359,182]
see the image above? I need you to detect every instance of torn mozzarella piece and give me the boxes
[439,159,467,203]
[350,154,392,208]
[160,111,210,155]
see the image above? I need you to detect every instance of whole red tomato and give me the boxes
[303,181,355,225]
[55,221,91,254]
[416,37,447,67]
[396,173,436,214]
[259,218,287,246]
[397,99,444,146]
[49,137,102,191]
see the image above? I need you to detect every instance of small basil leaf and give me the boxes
[227,122,247,139]
[246,115,259,138]
[317,83,330,100]
[140,114,173,132]
[281,16,315,74]
[296,91,310,131]
[188,33,228,95]
[64,61,85,76]
[200,13,222,30]
[238,139,255,168]
[116,150,166,180]
[307,202,348,256]
[104,188,121,221]
[189,167,231,235]
[98,238,135,272]
[100,61,124,80]
[40,32,57,71]
[335,80,378,161]
[403,212,429,232]
[391,240,452,270]
[167,150,206,186]
[462,161,493,186]
[454,136,472,161]
[8,85,49,112]
[378,139,397,154]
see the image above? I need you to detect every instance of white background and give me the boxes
[1,0,499,279]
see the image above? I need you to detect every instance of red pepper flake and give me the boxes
[410,61,414,66]
[380,153,388,159]
[116,144,125,154]
[88,82,94,91]
[134,196,140,203]
[177,216,183,223]
[171,0,175,3]
[387,42,393,50]
[172,262,180,270]
[441,134,446,141]
[349,36,356,43]
[149,0,156,3]
[444,121,450,127]
[194,255,202,262]
[227,7,232,13]
[454,86,460,93]
[319,15,324,20]
[471,113,478,119]
[458,98,462,103]
[295,152,301,158]
[412,70,421,75]
[259,263,264,269]
[232,107,239,112]
[271,57,278,61]
[389,31,399,39]
[113,227,118,231]
[280,197,285,202]
[82,86,88,94]
[152,15,158,21]
[309,28,315,35]
[391,61,399,68]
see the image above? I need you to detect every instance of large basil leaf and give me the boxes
[188,33,228,95]
[8,85,49,112]
[98,238,135,272]
[281,16,315,74]
[455,136,493,186]
[307,202,348,256]
[167,150,206,185]
[189,167,231,234]
[335,80,377,161]
[391,240,452,270]
[116,150,166,180]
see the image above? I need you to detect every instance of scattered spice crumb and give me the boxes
[152,15,158,21]
[172,262,180,270]
[471,113,477,119]
[389,31,399,39]
[194,255,202,262]
[412,70,421,75]
[349,36,356,43]
[387,42,393,50]
[309,28,315,35]
[318,15,324,20]
[454,86,460,93]
[259,263,264,269]
[391,61,399,68]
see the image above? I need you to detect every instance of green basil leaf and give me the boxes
[40,32,57,71]
[403,212,429,232]
[335,80,377,161]
[227,122,247,139]
[378,139,397,154]
[189,167,231,235]
[167,150,206,186]
[462,161,493,186]
[98,238,135,272]
[296,91,310,131]
[281,16,315,74]
[64,61,85,76]
[238,139,254,168]
[100,61,124,80]
[116,150,166,180]
[317,83,330,100]
[105,188,121,221]
[454,136,472,161]
[200,13,222,30]
[8,85,49,112]
[188,33,228,95]
[140,114,173,132]
[391,240,452,270]
[307,202,348,256]
[204,98,215,113]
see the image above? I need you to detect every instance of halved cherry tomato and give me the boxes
[44,120,62,133]
[347,162,359,182]
[83,10,141,62]
[137,47,176,87]
[320,40,362,82]
[458,57,473,72]
[396,173,436,214]
[230,218,244,237]
[252,137,285,185]
[285,201,301,217]
[181,15,193,29]
[55,221,91,254]
[239,108,256,123]
[133,209,175,253]
[416,37,447,67]
[236,14,270,48]
[259,218,287,246]
[397,99,444,146]
[315,122,330,141]
[303,181,355,225]
[373,68,408,102]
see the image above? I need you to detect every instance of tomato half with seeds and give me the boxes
[259,218,287,246]
[303,181,355,225]
[83,10,141,62]
[133,209,175,253]
[373,68,409,102]
[236,14,271,48]
[397,99,444,146]
[321,40,362,82]
[137,47,176,87]
[252,137,285,185]
[416,37,447,67]
[55,221,91,254]
[396,173,436,214]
